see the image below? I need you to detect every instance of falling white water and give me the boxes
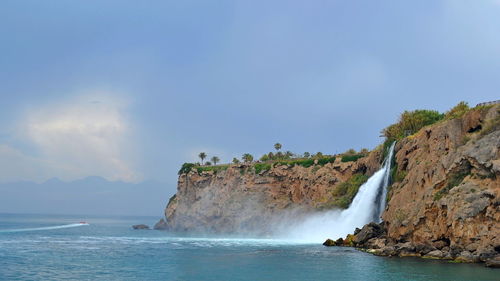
[284,142,396,243]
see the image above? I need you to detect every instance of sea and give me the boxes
[0,213,497,281]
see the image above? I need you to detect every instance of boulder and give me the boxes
[354,222,384,245]
[132,224,150,230]
[424,250,445,259]
[323,239,336,247]
[455,251,477,263]
[415,243,436,255]
[485,256,500,268]
[154,218,169,230]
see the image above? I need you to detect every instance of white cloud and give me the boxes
[0,93,140,183]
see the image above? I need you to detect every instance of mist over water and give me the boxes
[281,142,396,243]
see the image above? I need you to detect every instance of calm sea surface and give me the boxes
[0,213,497,281]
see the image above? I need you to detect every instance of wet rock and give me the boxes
[132,224,150,230]
[354,222,384,245]
[344,234,356,247]
[485,256,500,268]
[323,239,336,247]
[455,251,477,263]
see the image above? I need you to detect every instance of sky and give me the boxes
[0,1,499,214]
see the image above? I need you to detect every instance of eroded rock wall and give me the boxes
[381,105,500,262]
[163,151,381,234]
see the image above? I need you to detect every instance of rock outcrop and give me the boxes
[160,151,381,234]
[160,104,499,265]
[132,224,150,230]
[324,105,500,266]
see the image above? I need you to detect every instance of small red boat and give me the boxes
[79,221,89,224]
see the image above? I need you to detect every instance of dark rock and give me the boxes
[380,246,397,256]
[132,224,150,230]
[485,256,500,268]
[432,239,450,250]
[323,239,336,247]
[335,238,344,245]
[154,218,169,230]
[450,245,463,257]
[353,227,362,235]
[354,222,384,245]
[415,243,436,255]
[476,246,497,262]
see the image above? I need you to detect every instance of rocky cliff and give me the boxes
[323,104,500,266]
[379,104,500,263]
[159,104,500,264]
[160,151,381,234]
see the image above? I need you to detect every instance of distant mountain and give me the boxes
[0,177,174,216]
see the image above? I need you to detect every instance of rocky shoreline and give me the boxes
[323,222,500,268]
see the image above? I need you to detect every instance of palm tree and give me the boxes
[274,143,282,152]
[211,156,220,166]
[198,152,207,165]
[303,152,310,158]
[242,153,254,163]
[232,158,240,164]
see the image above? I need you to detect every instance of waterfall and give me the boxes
[284,142,396,242]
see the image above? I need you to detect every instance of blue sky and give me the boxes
[1,0,499,197]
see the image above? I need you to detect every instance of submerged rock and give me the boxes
[132,224,150,230]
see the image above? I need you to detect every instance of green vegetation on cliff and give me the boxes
[382,109,444,142]
[321,173,369,209]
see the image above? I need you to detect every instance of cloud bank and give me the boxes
[0,94,140,183]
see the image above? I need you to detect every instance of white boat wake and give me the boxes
[0,223,89,233]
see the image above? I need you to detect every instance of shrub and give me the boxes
[242,153,254,163]
[434,165,471,201]
[445,101,470,120]
[273,156,334,168]
[317,156,336,165]
[479,109,500,137]
[382,109,444,141]
[254,163,272,174]
[341,154,365,163]
[196,164,229,174]
[329,173,369,208]
[260,154,270,162]
[178,163,195,175]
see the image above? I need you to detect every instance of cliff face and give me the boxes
[163,151,381,234]
[382,105,500,260]
[161,104,499,263]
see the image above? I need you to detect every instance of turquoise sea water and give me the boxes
[0,214,497,281]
